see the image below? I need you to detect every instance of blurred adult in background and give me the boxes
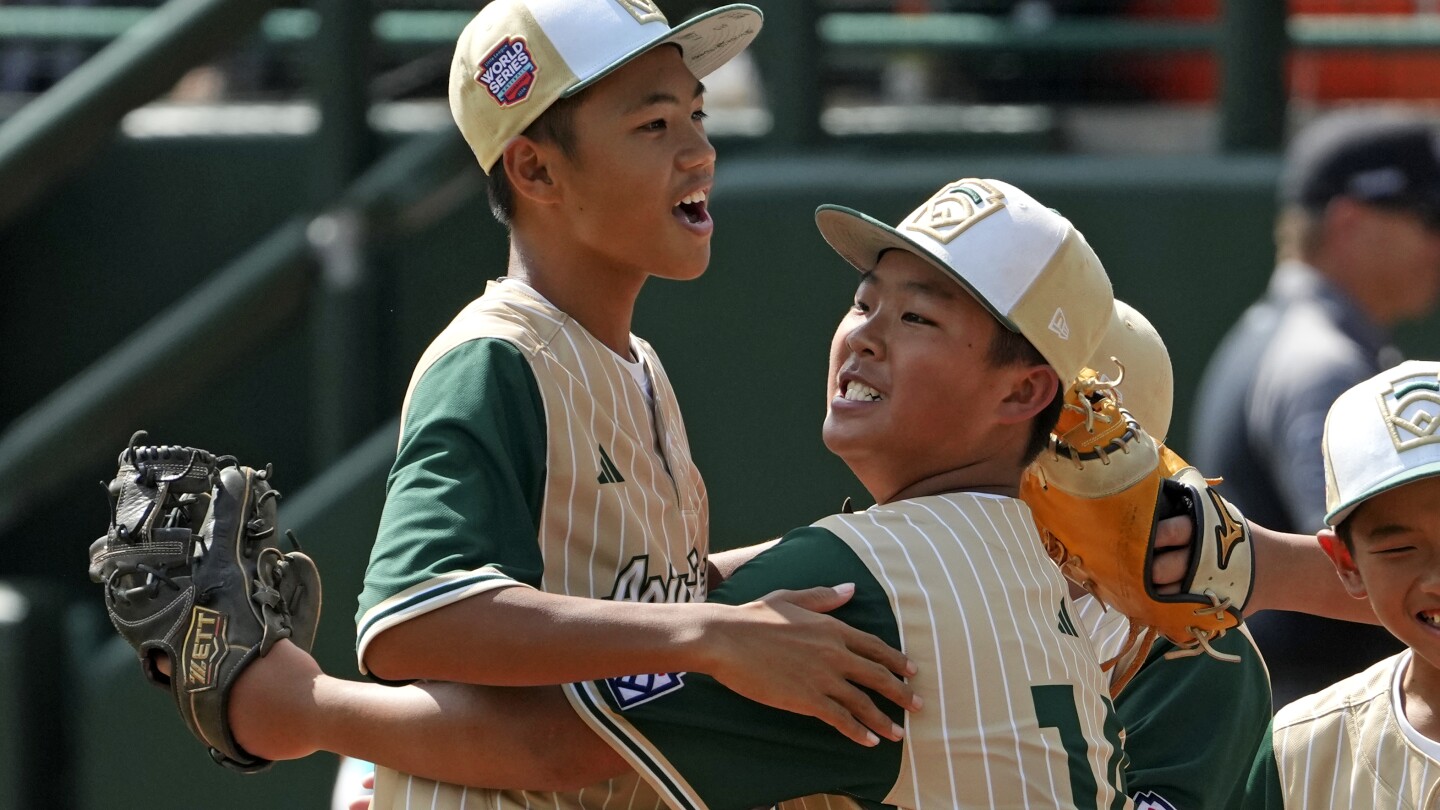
[1191,108,1440,708]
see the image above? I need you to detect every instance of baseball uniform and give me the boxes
[567,492,1129,810]
[356,278,708,810]
[1251,651,1440,808]
[1078,598,1272,810]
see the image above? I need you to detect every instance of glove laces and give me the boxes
[1047,359,1135,471]
[1163,589,1242,664]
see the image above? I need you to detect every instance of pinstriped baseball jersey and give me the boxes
[1260,651,1440,809]
[358,279,708,810]
[566,492,1129,810]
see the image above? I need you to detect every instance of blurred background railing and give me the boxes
[1,2,1437,807]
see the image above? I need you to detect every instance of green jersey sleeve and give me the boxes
[566,526,903,810]
[1117,629,1272,810]
[1242,721,1284,810]
[354,338,547,662]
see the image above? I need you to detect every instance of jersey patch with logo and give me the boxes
[606,672,686,709]
[476,37,538,107]
[1132,791,1177,810]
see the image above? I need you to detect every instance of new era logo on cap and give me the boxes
[1323,361,1440,525]
[1048,308,1070,340]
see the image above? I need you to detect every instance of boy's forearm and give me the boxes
[1245,521,1378,624]
[309,679,626,791]
[364,586,726,685]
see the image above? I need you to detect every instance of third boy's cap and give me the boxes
[1323,360,1440,526]
[815,178,1114,382]
[450,0,762,173]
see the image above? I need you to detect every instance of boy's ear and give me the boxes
[996,364,1059,425]
[1318,529,1368,599]
[501,137,561,207]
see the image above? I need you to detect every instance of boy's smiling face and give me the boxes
[822,249,1052,503]
[545,45,715,282]
[1323,476,1440,671]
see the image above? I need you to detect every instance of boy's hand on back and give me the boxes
[699,583,920,747]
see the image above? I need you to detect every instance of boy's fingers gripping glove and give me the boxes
[1018,371,1255,692]
[87,431,322,773]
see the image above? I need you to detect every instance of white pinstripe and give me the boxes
[1273,652,1440,808]
[901,505,1005,807]
[983,499,1065,802]
[798,493,1118,808]
[838,519,926,806]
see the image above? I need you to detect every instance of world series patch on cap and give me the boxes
[1322,360,1440,526]
[814,178,1114,382]
[448,0,762,173]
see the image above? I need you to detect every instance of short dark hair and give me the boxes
[986,325,1063,466]
[1334,514,1355,552]
[485,93,584,226]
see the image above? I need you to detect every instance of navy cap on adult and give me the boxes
[1281,109,1440,226]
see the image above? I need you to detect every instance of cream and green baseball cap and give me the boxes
[1089,300,1174,441]
[1323,360,1440,526]
[815,178,1114,382]
[449,0,762,173]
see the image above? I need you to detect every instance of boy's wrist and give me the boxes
[662,601,733,677]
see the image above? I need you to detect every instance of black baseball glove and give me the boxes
[88,431,321,772]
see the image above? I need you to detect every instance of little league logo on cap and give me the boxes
[901,179,1007,245]
[1323,361,1440,525]
[1380,370,1440,451]
[477,37,539,107]
[815,178,1113,381]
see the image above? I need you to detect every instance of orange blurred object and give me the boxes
[1123,0,1440,101]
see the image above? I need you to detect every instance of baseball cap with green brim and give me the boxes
[814,178,1114,382]
[1323,360,1440,526]
[449,0,762,174]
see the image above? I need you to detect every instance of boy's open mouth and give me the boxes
[1419,610,1440,628]
[674,189,710,226]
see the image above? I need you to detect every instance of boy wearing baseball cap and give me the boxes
[1248,360,1440,806]
[339,0,916,806]
[197,177,1120,807]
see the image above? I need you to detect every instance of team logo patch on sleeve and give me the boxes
[475,37,539,107]
[1132,791,1177,810]
[606,672,686,709]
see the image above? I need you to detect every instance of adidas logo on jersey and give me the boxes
[1056,600,1079,637]
[596,444,625,484]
